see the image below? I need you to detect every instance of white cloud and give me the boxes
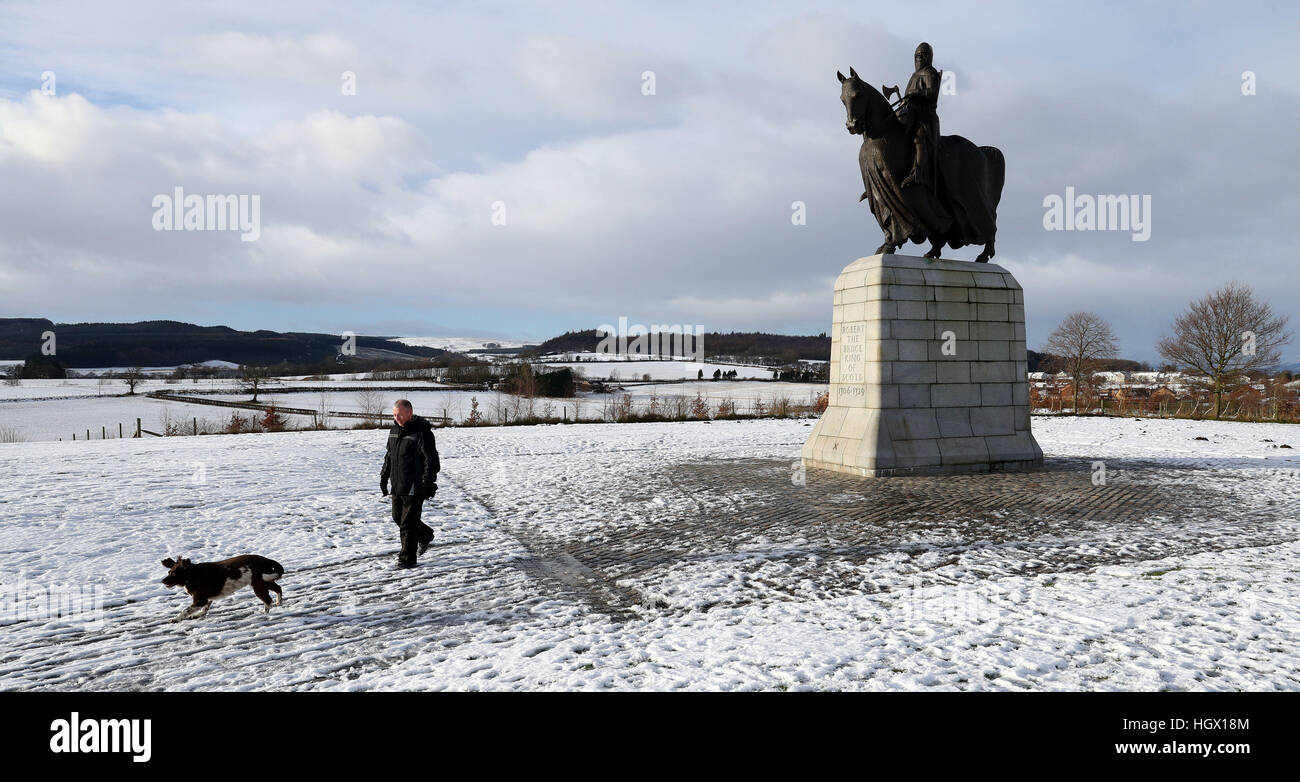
[0,4,1297,363]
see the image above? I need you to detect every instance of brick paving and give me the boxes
[457,456,1300,616]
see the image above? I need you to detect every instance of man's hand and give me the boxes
[381,479,389,497]
[418,483,437,502]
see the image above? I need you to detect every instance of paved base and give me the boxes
[462,455,1290,615]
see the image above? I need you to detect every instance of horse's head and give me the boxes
[837,67,892,137]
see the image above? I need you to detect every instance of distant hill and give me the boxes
[533,330,1157,371]
[0,318,446,368]
[1029,350,1153,373]
[528,329,831,362]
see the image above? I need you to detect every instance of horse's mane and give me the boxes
[849,77,902,135]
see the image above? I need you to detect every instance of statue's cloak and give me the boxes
[862,134,1002,251]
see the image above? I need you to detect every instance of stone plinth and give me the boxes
[802,253,1043,477]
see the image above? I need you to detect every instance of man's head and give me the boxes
[393,399,414,426]
[914,42,933,70]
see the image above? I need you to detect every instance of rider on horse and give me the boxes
[899,42,941,191]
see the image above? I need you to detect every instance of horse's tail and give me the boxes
[980,146,1005,209]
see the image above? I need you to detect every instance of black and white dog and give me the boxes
[160,555,285,621]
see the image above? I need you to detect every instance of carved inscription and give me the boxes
[839,322,865,398]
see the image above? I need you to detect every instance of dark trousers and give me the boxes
[391,495,434,564]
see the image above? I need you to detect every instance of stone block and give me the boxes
[935,407,974,438]
[980,383,1013,406]
[932,383,981,407]
[892,361,937,384]
[970,406,1016,436]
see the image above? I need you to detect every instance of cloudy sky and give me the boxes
[0,0,1296,362]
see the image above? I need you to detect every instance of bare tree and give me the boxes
[1157,283,1292,419]
[238,364,272,402]
[1041,312,1119,414]
[354,387,384,422]
[122,366,146,396]
[315,389,331,430]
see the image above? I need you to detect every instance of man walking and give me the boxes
[380,399,440,568]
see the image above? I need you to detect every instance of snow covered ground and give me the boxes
[535,355,778,381]
[391,335,534,352]
[0,380,828,441]
[1,416,1297,691]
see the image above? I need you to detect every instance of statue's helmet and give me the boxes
[914,42,933,67]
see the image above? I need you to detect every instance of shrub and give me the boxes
[261,406,287,432]
[225,412,252,434]
[690,393,710,420]
[465,396,484,426]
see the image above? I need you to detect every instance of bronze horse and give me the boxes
[838,67,1004,262]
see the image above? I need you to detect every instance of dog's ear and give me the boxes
[161,558,176,568]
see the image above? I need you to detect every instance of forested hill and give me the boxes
[529,329,1152,372]
[528,329,832,362]
[0,318,445,367]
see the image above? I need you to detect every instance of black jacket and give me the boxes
[381,416,440,497]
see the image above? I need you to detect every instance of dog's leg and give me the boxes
[267,581,283,606]
[172,599,207,623]
[252,580,274,613]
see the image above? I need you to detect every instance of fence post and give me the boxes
[119,422,123,438]
[193,417,198,436]
[102,426,106,439]
[136,418,141,438]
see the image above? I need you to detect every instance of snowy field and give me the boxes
[391,335,534,352]
[534,355,779,381]
[0,381,827,441]
[1,416,1298,691]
